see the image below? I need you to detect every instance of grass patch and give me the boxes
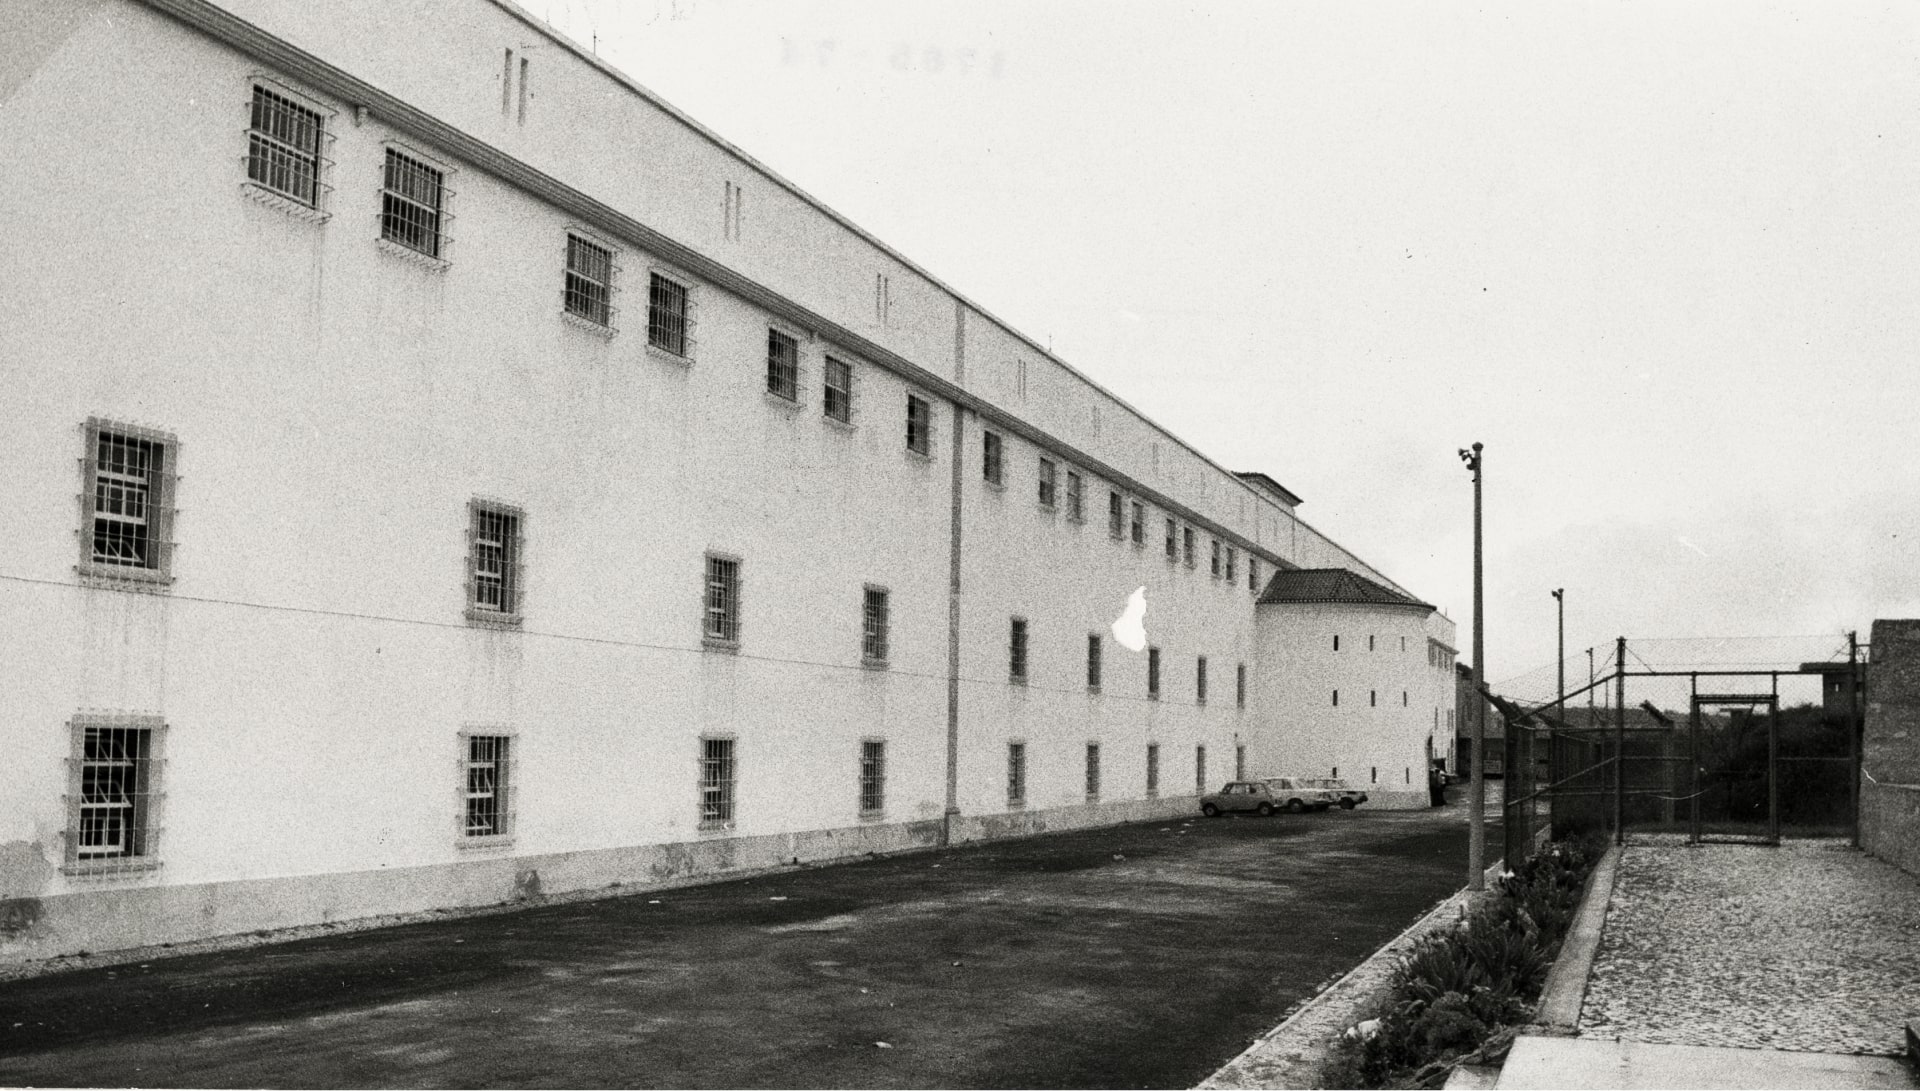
[1321,832,1608,1089]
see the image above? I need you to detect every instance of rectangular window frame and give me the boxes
[1237,663,1248,709]
[766,326,802,403]
[862,584,890,666]
[378,144,453,263]
[905,394,933,457]
[77,418,179,587]
[1007,741,1027,808]
[1107,491,1124,540]
[703,552,743,649]
[562,231,618,330]
[1129,501,1145,548]
[1183,527,1196,568]
[1147,646,1162,700]
[1197,656,1209,706]
[1085,742,1102,803]
[1065,472,1085,522]
[63,712,165,875]
[458,729,516,845]
[465,499,525,627]
[1086,632,1103,693]
[1210,539,1222,579]
[982,431,1004,487]
[859,738,887,817]
[646,268,697,361]
[1196,745,1208,795]
[699,735,738,830]
[823,356,855,425]
[1037,457,1057,510]
[1146,743,1161,799]
[1009,616,1029,685]
[244,80,333,215]
[1164,518,1177,561]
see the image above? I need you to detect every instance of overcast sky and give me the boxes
[539,0,1919,692]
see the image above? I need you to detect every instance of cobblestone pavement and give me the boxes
[1581,835,1920,1057]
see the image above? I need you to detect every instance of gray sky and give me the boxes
[541,0,1920,690]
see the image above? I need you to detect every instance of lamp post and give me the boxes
[1459,442,1485,891]
[1552,589,1565,720]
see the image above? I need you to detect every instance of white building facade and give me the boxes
[0,0,1455,964]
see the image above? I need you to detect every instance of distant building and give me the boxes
[1454,662,1505,776]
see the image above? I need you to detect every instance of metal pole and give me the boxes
[1769,675,1780,844]
[1689,675,1700,844]
[1553,590,1565,720]
[1849,631,1861,849]
[1614,636,1627,846]
[1461,443,1486,891]
[1588,647,1595,719]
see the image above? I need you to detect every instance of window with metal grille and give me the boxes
[563,233,614,327]
[1086,633,1102,692]
[1196,745,1208,794]
[700,737,736,826]
[905,395,932,456]
[704,554,741,646]
[1249,557,1260,592]
[246,84,325,207]
[463,734,512,839]
[860,740,886,814]
[862,585,889,664]
[1007,742,1026,806]
[824,357,854,423]
[380,147,447,258]
[1065,472,1084,522]
[1197,656,1208,705]
[982,431,1004,485]
[1164,518,1177,560]
[1085,743,1101,802]
[1146,743,1160,798]
[1237,663,1248,709]
[1210,539,1222,578]
[1009,617,1028,684]
[1107,491,1123,539]
[81,421,176,582]
[466,501,523,623]
[1129,502,1144,546]
[66,716,162,872]
[766,328,799,401]
[1236,745,1247,780]
[1226,547,1237,583]
[1182,527,1195,567]
[1148,646,1161,699]
[1038,458,1056,509]
[648,272,692,357]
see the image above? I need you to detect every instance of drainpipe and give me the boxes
[942,304,967,847]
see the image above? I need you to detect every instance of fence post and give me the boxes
[1849,631,1861,849]
[1615,636,1627,846]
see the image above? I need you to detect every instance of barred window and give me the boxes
[1085,743,1101,802]
[66,715,163,872]
[1237,663,1248,709]
[1038,458,1057,509]
[463,734,512,839]
[1148,646,1162,700]
[824,357,854,423]
[1107,491,1123,539]
[1009,617,1028,684]
[859,740,886,814]
[1249,557,1261,592]
[700,737,736,826]
[862,585,889,664]
[1226,547,1237,583]
[466,501,523,623]
[1210,539,1222,578]
[380,148,448,259]
[1086,633,1102,692]
[1236,744,1247,781]
[1129,502,1145,546]
[1183,527,1195,568]
[1146,743,1160,798]
[982,431,1004,486]
[648,272,692,357]
[246,84,326,207]
[81,421,177,582]
[704,554,741,646]
[1164,518,1177,560]
[563,233,615,327]
[766,328,799,401]
[1065,472,1084,522]
[905,395,932,456]
[1196,745,1208,794]
[1197,656,1209,705]
[1007,742,1026,806]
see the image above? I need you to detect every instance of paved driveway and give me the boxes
[0,800,1490,1088]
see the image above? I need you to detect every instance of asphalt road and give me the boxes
[0,795,1493,1089]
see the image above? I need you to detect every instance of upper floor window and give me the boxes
[862,585,889,664]
[766,328,800,402]
[80,419,177,585]
[1107,491,1124,539]
[1225,547,1237,584]
[380,147,449,259]
[1196,656,1209,705]
[1182,527,1196,568]
[1210,539,1222,578]
[1249,557,1261,592]
[1237,663,1248,709]
[704,553,742,647]
[1009,617,1029,684]
[1164,518,1177,560]
[1038,458,1057,509]
[905,395,932,456]
[1129,502,1145,547]
[647,272,693,358]
[466,500,524,625]
[982,431,1004,486]
[1065,472,1085,522]
[1148,646,1162,699]
[246,84,328,209]
[823,357,854,423]
[563,233,615,327]
[1086,633,1103,691]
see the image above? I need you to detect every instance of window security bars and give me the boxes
[766,329,799,401]
[67,718,161,871]
[704,555,741,645]
[648,273,692,357]
[905,395,932,455]
[860,740,886,814]
[1197,656,1209,705]
[1146,743,1160,798]
[1007,742,1027,806]
[1086,743,1101,802]
[1196,745,1208,794]
[982,431,1004,485]
[1148,646,1162,699]
[1107,492,1123,539]
[1249,558,1260,592]
[700,737,736,826]
[1129,502,1145,546]
[1183,527,1195,567]
[84,425,176,578]
[463,734,511,838]
[381,148,448,259]
[1165,518,1177,560]
[1009,617,1029,684]
[1065,472,1084,521]
[863,586,889,663]
[1086,633,1102,691]
[563,234,615,327]
[1038,458,1057,509]
[467,502,523,622]
[246,85,327,208]
[1226,547,1237,583]
[824,357,854,424]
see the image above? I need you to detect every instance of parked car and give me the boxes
[1199,778,1333,816]
[1309,778,1369,809]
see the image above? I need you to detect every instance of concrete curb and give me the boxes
[1530,842,1623,1035]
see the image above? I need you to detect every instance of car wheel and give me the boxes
[1258,802,1274,816]
[1339,799,1356,810]
[1201,803,1220,817]
[1286,799,1305,813]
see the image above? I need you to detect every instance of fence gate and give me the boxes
[1688,693,1781,844]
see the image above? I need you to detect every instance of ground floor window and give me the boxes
[1007,742,1027,806]
[701,736,737,827]
[1146,744,1160,798]
[1085,743,1101,803]
[1195,745,1208,794]
[860,740,886,815]
[462,733,513,840]
[67,715,163,872]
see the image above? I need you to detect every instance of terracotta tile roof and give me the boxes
[1256,567,1433,611]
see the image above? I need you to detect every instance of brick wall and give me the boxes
[1861,619,1920,878]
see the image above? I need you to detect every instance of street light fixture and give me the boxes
[1552,589,1565,720]
[1459,443,1485,890]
